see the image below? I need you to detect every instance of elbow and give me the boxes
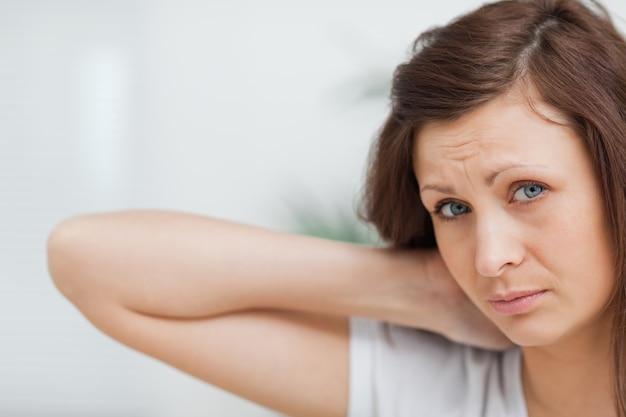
[47,216,93,303]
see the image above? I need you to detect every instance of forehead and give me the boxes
[413,94,577,182]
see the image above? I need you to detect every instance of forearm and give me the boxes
[47,210,442,327]
[49,209,512,353]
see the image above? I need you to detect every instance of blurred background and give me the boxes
[2,0,626,416]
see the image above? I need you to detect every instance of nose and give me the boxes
[474,213,524,277]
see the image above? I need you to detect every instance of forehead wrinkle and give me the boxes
[418,158,481,197]
[436,140,482,162]
[416,135,506,197]
[462,158,480,196]
[415,105,521,194]
[424,124,500,162]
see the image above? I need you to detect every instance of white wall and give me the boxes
[2,0,625,416]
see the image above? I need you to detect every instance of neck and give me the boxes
[521,318,615,417]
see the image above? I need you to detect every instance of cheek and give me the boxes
[436,232,476,289]
[545,196,612,271]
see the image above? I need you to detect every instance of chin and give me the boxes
[495,317,567,347]
[507,332,557,347]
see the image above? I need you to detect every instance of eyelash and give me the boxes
[510,181,548,204]
[432,200,469,222]
[432,181,548,222]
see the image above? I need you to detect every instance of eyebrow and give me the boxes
[419,163,546,194]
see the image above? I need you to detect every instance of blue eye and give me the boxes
[438,201,470,218]
[513,183,544,201]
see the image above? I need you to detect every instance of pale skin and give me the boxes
[47,212,507,417]
[416,92,616,416]
[48,92,616,417]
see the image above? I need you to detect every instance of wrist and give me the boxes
[335,247,450,331]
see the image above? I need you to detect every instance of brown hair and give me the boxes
[362,0,626,414]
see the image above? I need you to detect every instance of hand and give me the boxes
[424,251,513,350]
[384,249,513,351]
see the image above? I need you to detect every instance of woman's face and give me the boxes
[414,93,615,347]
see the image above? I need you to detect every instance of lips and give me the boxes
[488,290,547,315]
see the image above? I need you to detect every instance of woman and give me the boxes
[47,0,626,416]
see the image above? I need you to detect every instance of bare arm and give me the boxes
[47,210,507,417]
